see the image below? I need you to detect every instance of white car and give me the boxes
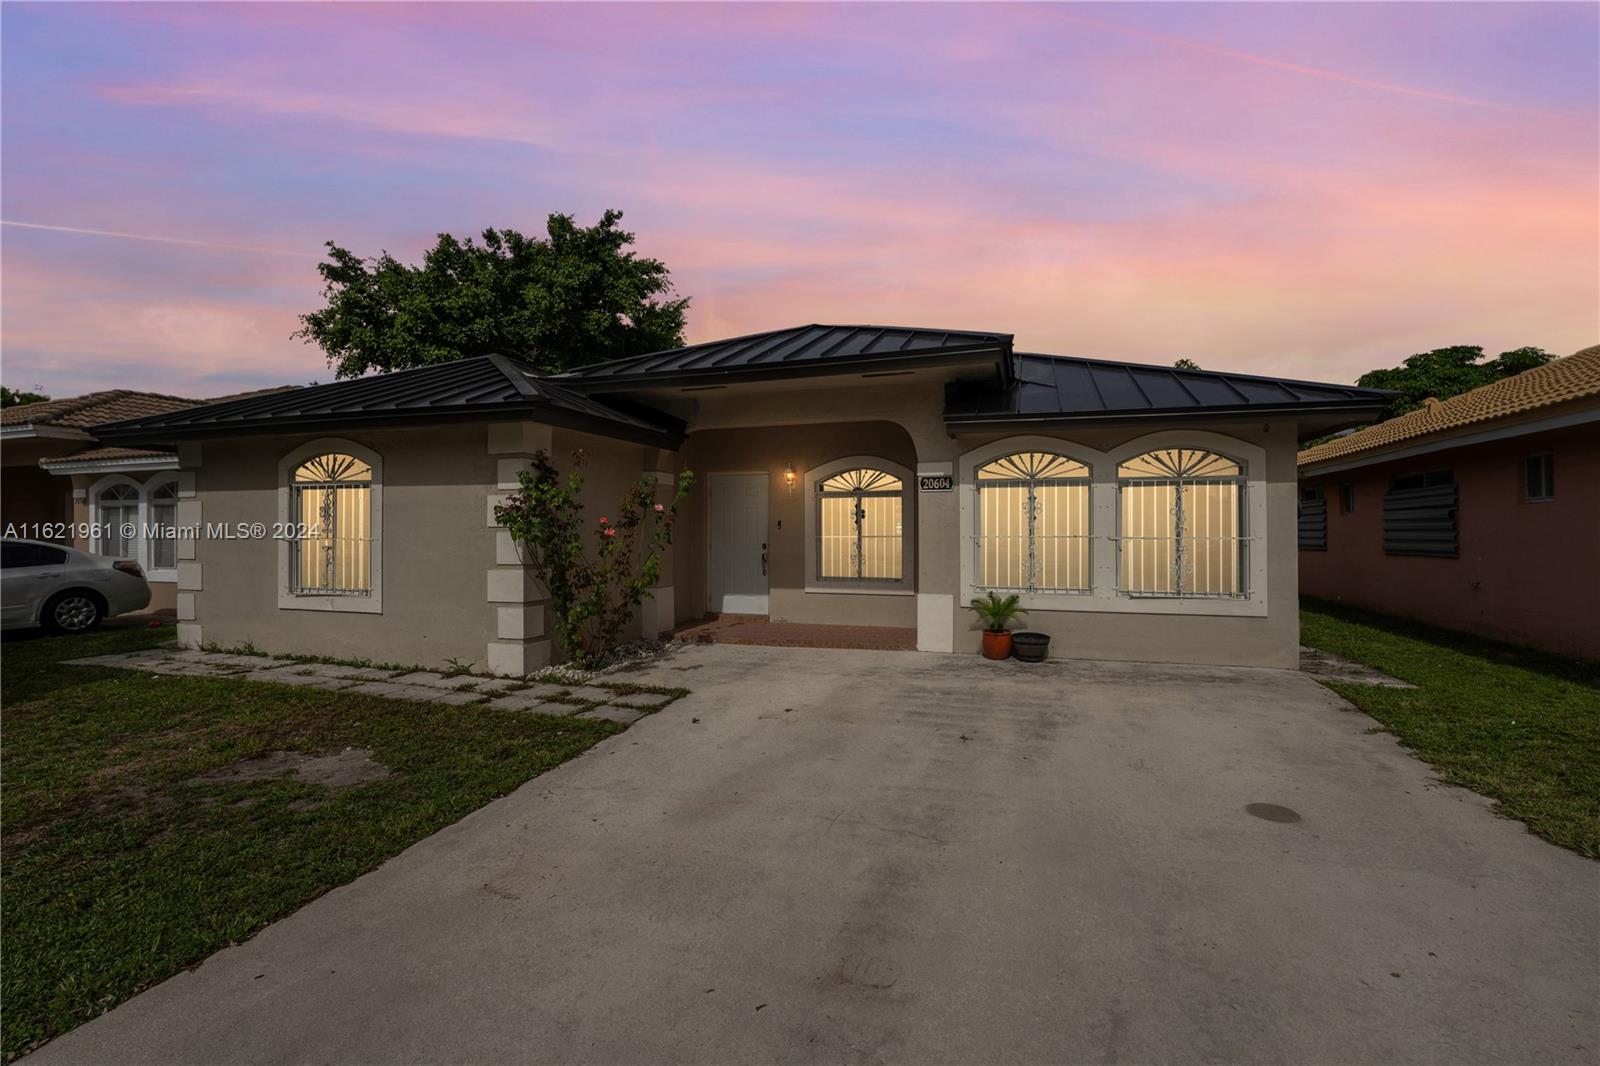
[1,538,152,634]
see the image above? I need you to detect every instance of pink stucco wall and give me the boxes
[1299,424,1600,661]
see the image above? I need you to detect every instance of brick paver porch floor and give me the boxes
[672,614,918,651]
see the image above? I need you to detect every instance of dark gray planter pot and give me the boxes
[1011,630,1050,662]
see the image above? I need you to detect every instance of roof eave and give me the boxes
[97,401,685,451]
[558,343,1010,392]
[943,400,1393,435]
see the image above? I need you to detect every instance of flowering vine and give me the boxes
[494,449,693,668]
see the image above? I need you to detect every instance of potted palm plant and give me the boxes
[970,592,1025,660]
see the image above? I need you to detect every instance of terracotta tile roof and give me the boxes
[38,446,177,469]
[2,389,197,429]
[2,385,300,430]
[1298,344,1600,468]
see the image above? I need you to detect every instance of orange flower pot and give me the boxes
[981,630,1013,660]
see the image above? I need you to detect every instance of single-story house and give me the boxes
[2,387,299,613]
[3,390,215,612]
[1298,344,1599,660]
[94,324,1393,671]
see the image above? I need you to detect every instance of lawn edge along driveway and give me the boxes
[0,625,687,1061]
[1300,598,1600,860]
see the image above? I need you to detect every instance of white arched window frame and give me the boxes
[90,476,143,561]
[144,474,181,577]
[973,451,1093,594]
[277,438,383,614]
[958,431,1268,617]
[1116,448,1248,599]
[803,455,915,594]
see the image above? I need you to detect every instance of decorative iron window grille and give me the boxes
[290,452,373,595]
[1117,449,1247,598]
[974,452,1091,593]
[816,467,904,581]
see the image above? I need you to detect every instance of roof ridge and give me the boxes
[1015,351,1382,395]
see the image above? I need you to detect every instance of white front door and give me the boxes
[709,473,769,614]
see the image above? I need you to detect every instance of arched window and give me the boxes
[148,479,179,571]
[290,452,373,595]
[1117,448,1245,598]
[96,483,140,558]
[817,468,903,581]
[975,452,1091,592]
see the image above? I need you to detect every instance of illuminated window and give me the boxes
[974,452,1090,592]
[1117,449,1245,598]
[817,468,903,581]
[290,453,373,595]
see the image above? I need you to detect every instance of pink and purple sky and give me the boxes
[2,2,1596,399]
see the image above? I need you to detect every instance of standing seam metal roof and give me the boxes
[94,355,683,446]
[944,353,1395,423]
[553,324,1013,384]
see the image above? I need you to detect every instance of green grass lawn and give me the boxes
[1300,599,1600,860]
[1,623,679,1061]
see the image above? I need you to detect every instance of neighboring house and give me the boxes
[94,324,1392,671]
[2,387,295,613]
[1298,344,1600,660]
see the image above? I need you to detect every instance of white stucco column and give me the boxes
[174,443,203,648]
[485,422,554,676]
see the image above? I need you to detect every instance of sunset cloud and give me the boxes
[2,2,1594,398]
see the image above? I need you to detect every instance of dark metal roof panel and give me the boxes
[94,355,682,447]
[554,323,1012,385]
[945,353,1398,426]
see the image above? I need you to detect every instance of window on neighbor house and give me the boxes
[1383,469,1457,557]
[289,452,374,595]
[974,452,1091,593]
[816,467,903,581]
[1298,487,1327,551]
[1340,484,1356,514]
[148,479,179,571]
[95,483,141,558]
[1525,454,1554,501]
[1117,449,1246,598]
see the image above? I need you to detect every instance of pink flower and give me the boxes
[604,528,617,538]
[598,516,609,525]
[654,503,665,513]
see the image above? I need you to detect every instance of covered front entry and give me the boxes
[707,473,770,614]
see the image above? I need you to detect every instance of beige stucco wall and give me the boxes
[191,425,497,666]
[677,422,919,628]
[675,380,1301,668]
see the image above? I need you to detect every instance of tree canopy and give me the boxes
[1172,358,1201,370]
[295,210,689,378]
[1,386,49,408]
[1357,345,1553,420]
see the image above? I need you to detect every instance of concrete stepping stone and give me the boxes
[604,691,665,709]
[487,692,569,715]
[298,664,399,681]
[390,671,446,686]
[564,685,613,704]
[579,706,645,724]
[243,670,359,690]
[467,677,521,693]
[417,674,485,691]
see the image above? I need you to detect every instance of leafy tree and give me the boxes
[1172,358,1201,370]
[1357,345,1554,420]
[1,386,49,408]
[296,210,689,378]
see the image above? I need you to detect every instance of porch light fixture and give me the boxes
[784,464,797,490]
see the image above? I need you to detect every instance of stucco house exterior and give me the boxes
[1298,344,1600,660]
[2,387,297,613]
[95,325,1393,672]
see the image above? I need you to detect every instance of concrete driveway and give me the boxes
[33,645,1597,1064]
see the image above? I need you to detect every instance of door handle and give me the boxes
[761,542,768,576]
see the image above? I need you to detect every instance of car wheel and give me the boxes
[43,591,104,635]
